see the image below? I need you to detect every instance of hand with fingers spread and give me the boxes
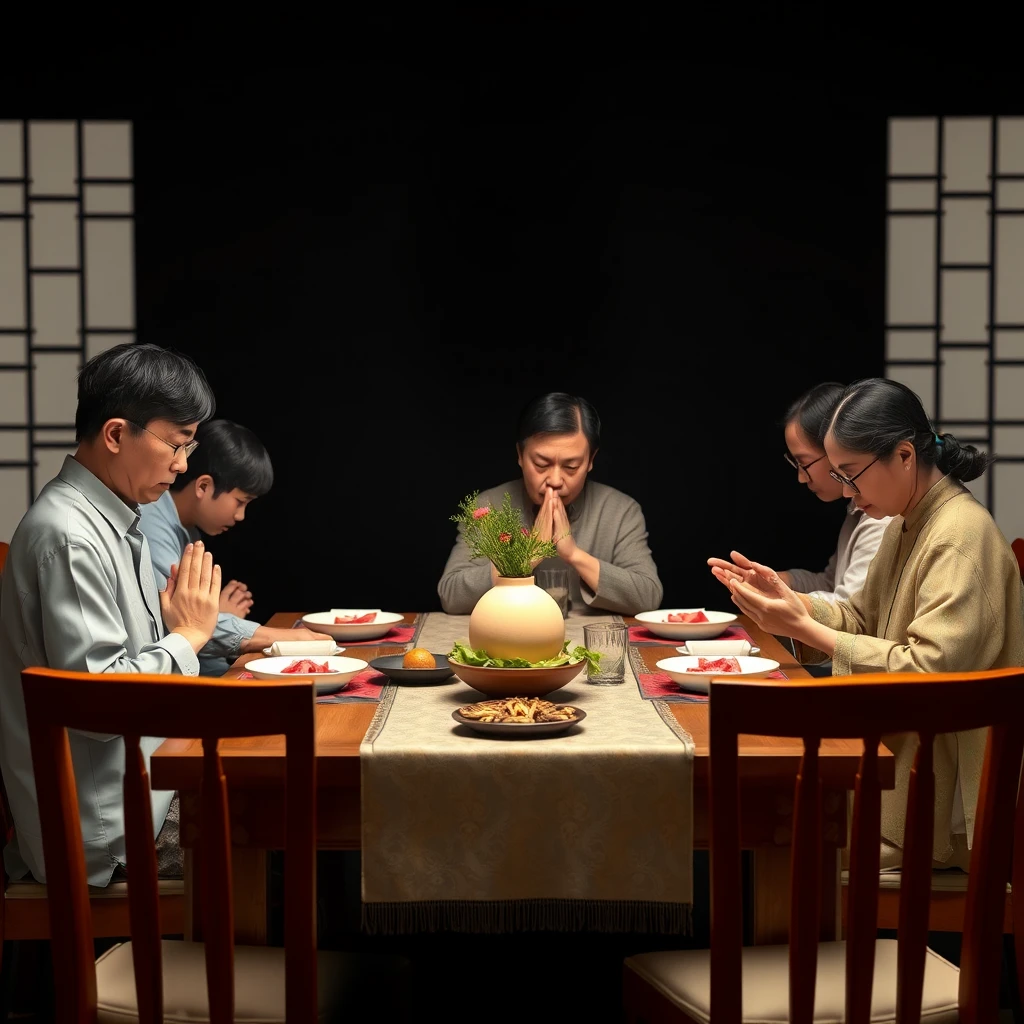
[220,578,253,618]
[159,540,221,653]
[719,558,813,638]
[708,550,790,598]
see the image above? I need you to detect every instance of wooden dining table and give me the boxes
[150,611,894,946]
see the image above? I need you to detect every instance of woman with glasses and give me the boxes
[780,382,892,603]
[709,377,1024,870]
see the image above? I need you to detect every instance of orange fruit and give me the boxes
[402,648,437,669]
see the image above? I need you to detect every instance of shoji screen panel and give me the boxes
[887,116,1024,544]
[0,120,134,543]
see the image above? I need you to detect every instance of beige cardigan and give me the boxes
[810,475,1024,862]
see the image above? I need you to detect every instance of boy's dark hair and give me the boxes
[169,419,274,498]
[75,343,215,442]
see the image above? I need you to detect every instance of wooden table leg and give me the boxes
[181,846,268,945]
[751,845,840,944]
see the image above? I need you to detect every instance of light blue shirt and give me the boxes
[0,456,199,885]
[138,490,259,676]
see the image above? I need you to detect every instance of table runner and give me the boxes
[360,612,694,934]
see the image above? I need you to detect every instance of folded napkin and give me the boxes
[267,640,340,657]
[330,607,382,619]
[679,639,753,656]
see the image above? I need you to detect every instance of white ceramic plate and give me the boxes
[245,655,369,694]
[299,610,406,641]
[676,641,760,656]
[655,655,780,694]
[634,608,737,640]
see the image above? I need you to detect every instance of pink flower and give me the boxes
[472,507,491,519]
[521,527,530,536]
[499,532,511,543]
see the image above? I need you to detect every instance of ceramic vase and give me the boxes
[468,575,565,662]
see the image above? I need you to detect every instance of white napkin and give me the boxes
[267,640,340,657]
[679,639,754,657]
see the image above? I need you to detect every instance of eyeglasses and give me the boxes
[783,451,828,474]
[130,422,199,460]
[828,455,881,493]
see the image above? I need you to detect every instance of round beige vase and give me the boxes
[468,575,565,662]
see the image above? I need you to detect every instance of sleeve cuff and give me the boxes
[158,632,201,676]
[832,631,856,676]
[809,595,843,629]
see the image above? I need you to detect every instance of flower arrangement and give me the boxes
[451,490,558,578]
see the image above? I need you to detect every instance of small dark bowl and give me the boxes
[369,654,456,684]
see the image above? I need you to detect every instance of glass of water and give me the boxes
[583,622,628,684]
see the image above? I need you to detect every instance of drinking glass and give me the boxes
[583,622,628,685]
[535,568,569,618]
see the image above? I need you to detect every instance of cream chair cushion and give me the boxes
[95,939,353,1023]
[839,868,1011,895]
[624,939,960,1024]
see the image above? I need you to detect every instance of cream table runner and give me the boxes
[360,612,694,934]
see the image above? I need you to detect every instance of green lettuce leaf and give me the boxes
[448,640,602,671]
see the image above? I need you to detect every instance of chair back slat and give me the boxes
[707,668,1024,1023]
[201,740,235,1024]
[123,735,164,1024]
[20,667,319,1022]
[789,737,821,1024]
[24,718,97,1022]
[284,718,318,1022]
[844,737,882,1024]
[709,718,743,1024]
[895,733,935,1024]
[960,724,1024,1019]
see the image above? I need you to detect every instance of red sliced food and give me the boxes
[334,612,378,624]
[281,659,333,674]
[666,611,709,623]
[686,657,741,674]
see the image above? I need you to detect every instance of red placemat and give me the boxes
[635,668,788,703]
[628,623,753,645]
[236,668,385,703]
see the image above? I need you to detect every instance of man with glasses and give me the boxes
[0,343,223,886]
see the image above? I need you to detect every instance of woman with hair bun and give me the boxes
[708,377,1024,870]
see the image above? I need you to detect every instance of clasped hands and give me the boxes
[531,485,577,566]
[707,549,812,638]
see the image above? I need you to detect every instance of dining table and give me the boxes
[150,611,895,946]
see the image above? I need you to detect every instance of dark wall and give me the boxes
[132,71,882,621]
[12,15,1019,622]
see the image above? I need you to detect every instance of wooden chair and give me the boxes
[20,666,407,1023]
[623,668,1024,1023]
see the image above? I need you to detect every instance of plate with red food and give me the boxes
[654,654,780,694]
[244,655,369,694]
[299,609,406,641]
[634,608,737,640]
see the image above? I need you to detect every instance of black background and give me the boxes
[7,13,1023,624]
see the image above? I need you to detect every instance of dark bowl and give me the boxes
[369,654,456,684]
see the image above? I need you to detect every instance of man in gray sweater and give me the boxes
[438,393,663,616]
